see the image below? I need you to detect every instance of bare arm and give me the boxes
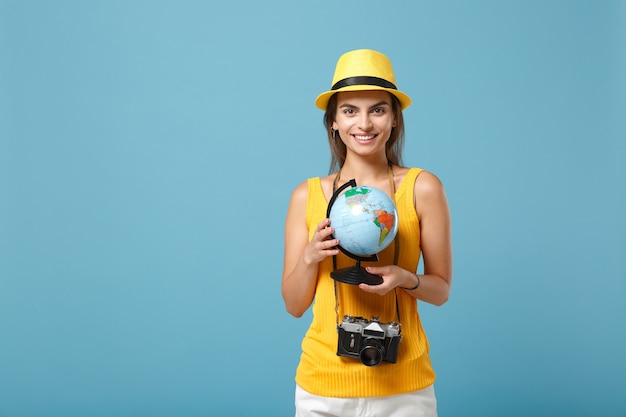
[408,171,452,305]
[281,181,340,317]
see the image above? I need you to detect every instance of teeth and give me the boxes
[354,135,375,140]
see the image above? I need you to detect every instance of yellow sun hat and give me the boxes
[315,49,412,111]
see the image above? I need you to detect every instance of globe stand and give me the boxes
[331,259,383,286]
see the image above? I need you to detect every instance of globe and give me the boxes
[327,181,398,285]
[329,185,398,258]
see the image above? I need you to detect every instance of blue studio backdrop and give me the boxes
[1,1,624,416]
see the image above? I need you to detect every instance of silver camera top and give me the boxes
[339,315,401,338]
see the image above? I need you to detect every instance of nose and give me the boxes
[358,114,373,130]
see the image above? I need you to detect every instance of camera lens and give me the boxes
[359,339,385,366]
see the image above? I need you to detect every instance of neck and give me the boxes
[338,158,391,186]
[334,163,396,201]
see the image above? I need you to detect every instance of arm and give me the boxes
[360,171,452,306]
[407,170,452,305]
[281,181,340,317]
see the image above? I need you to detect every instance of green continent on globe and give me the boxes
[344,187,369,206]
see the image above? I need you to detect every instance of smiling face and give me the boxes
[332,90,397,160]
[323,90,405,172]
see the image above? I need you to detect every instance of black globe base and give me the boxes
[331,266,383,286]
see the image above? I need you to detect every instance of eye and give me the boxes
[342,108,355,115]
[372,107,386,114]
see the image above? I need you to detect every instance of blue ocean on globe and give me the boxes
[329,186,398,257]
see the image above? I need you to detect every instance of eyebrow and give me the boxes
[339,101,391,110]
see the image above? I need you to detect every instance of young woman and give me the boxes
[282,49,452,417]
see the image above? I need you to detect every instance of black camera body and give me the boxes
[336,315,402,366]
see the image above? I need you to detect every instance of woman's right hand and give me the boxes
[303,218,340,265]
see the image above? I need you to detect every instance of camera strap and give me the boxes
[331,165,402,326]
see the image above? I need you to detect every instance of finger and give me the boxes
[311,228,331,244]
[323,237,339,249]
[317,218,331,231]
[320,225,336,239]
[325,247,340,256]
[358,283,376,293]
[364,266,387,276]
[358,282,389,295]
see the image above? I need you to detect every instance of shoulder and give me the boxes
[285,180,311,228]
[395,166,444,197]
[289,179,311,207]
[288,175,333,205]
[413,169,449,217]
[415,170,445,195]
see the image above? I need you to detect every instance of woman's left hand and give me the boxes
[358,265,413,296]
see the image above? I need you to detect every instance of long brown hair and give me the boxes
[323,92,405,174]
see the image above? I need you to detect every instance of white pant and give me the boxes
[295,384,438,417]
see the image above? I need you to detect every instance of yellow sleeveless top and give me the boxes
[295,168,436,397]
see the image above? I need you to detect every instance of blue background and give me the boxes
[1,1,624,416]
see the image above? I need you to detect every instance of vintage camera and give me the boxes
[336,315,402,366]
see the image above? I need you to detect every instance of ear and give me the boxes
[332,122,338,130]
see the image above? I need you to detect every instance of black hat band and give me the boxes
[331,76,397,91]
